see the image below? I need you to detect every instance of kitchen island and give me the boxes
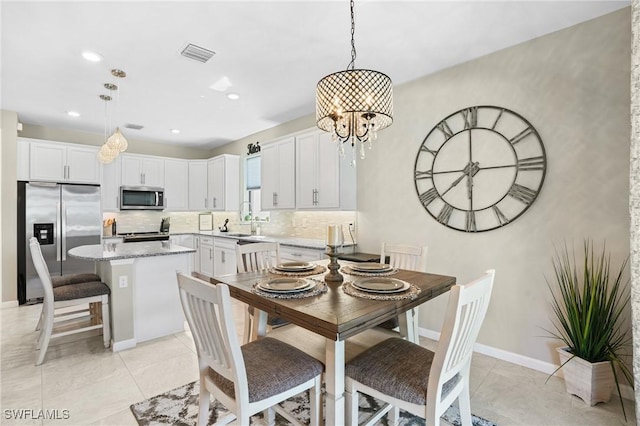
[69,241,195,351]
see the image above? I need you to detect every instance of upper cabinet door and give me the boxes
[164,159,189,211]
[188,161,208,210]
[207,155,240,211]
[28,140,99,184]
[121,155,143,186]
[66,146,101,184]
[120,154,164,187]
[295,130,339,209]
[261,136,295,210]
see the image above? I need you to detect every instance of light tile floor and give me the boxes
[1,302,635,425]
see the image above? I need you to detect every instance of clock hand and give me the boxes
[466,161,480,200]
[441,173,466,196]
[442,162,480,196]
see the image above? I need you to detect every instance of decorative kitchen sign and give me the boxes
[414,105,546,232]
[247,142,261,155]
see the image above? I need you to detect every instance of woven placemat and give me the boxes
[268,264,327,277]
[342,280,420,301]
[340,265,398,277]
[252,278,328,299]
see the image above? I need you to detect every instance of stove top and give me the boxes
[119,232,170,243]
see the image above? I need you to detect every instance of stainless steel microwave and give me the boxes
[119,186,165,210]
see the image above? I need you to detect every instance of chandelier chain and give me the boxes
[348,0,356,71]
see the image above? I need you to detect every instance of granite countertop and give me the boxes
[68,241,195,261]
[168,231,355,250]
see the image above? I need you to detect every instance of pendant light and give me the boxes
[316,0,393,167]
[98,94,118,164]
[106,69,128,153]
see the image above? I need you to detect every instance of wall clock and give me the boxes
[414,105,546,232]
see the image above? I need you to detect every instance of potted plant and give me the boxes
[546,240,633,419]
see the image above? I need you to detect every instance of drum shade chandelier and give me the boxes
[98,69,129,164]
[316,0,393,166]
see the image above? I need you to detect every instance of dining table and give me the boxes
[213,259,456,424]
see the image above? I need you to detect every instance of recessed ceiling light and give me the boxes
[66,111,80,117]
[82,51,103,62]
[170,129,181,134]
[227,93,240,100]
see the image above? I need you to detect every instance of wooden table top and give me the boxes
[216,268,456,341]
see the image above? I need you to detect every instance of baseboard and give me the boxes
[419,327,635,400]
[1,300,19,309]
[111,338,137,352]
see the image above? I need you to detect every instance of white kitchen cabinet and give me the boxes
[261,136,295,210]
[192,235,201,273]
[170,234,195,272]
[213,237,238,277]
[164,159,189,211]
[296,130,340,209]
[17,139,30,181]
[207,154,240,211]
[28,139,100,184]
[121,154,164,187]
[280,245,326,262]
[102,156,121,211]
[188,161,208,210]
[198,236,214,278]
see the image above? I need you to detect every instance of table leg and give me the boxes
[397,308,418,343]
[325,338,345,425]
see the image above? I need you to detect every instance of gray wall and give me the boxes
[1,111,18,303]
[355,8,631,366]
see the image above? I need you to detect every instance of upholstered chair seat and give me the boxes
[51,273,102,288]
[53,281,110,301]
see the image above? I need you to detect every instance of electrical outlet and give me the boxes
[292,217,297,228]
[349,223,356,232]
[302,219,308,228]
[119,275,128,288]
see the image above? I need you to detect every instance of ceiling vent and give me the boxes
[181,43,215,63]
[124,123,144,130]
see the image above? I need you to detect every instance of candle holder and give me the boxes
[325,245,343,285]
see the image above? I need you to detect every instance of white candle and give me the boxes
[327,224,344,246]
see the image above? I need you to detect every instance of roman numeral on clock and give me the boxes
[437,204,453,224]
[418,187,438,206]
[466,211,477,232]
[420,145,438,156]
[492,205,510,225]
[509,127,534,145]
[436,120,454,140]
[414,170,433,180]
[462,107,478,129]
[507,183,537,205]
[517,156,545,171]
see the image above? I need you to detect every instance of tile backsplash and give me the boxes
[103,210,356,242]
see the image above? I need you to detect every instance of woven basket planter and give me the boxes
[557,347,614,406]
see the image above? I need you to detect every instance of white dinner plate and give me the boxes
[350,263,393,273]
[352,277,409,293]
[257,278,314,293]
[274,261,315,272]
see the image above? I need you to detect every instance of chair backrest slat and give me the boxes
[381,243,428,272]
[177,273,248,393]
[29,238,55,315]
[430,270,494,393]
[236,242,281,273]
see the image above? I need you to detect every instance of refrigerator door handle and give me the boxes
[56,202,62,261]
[61,203,67,261]
[155,192,159,207]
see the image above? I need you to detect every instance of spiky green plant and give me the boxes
[546,240,633,420]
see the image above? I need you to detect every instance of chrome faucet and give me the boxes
[239,201,258,235]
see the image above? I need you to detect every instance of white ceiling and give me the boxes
[0,1,629,150]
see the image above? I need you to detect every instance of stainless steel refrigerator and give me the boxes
[17,182,101,304]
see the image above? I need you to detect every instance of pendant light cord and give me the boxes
[347,0,356,71]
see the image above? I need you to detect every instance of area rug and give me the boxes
[130,381,497,426]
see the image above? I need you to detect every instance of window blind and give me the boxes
[246,156,261,190]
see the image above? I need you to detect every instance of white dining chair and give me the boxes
[379,242,428,343]
[176,272,323,426]
[345,269,495,426]
[29,237,111,365]
[236,242,288,343]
